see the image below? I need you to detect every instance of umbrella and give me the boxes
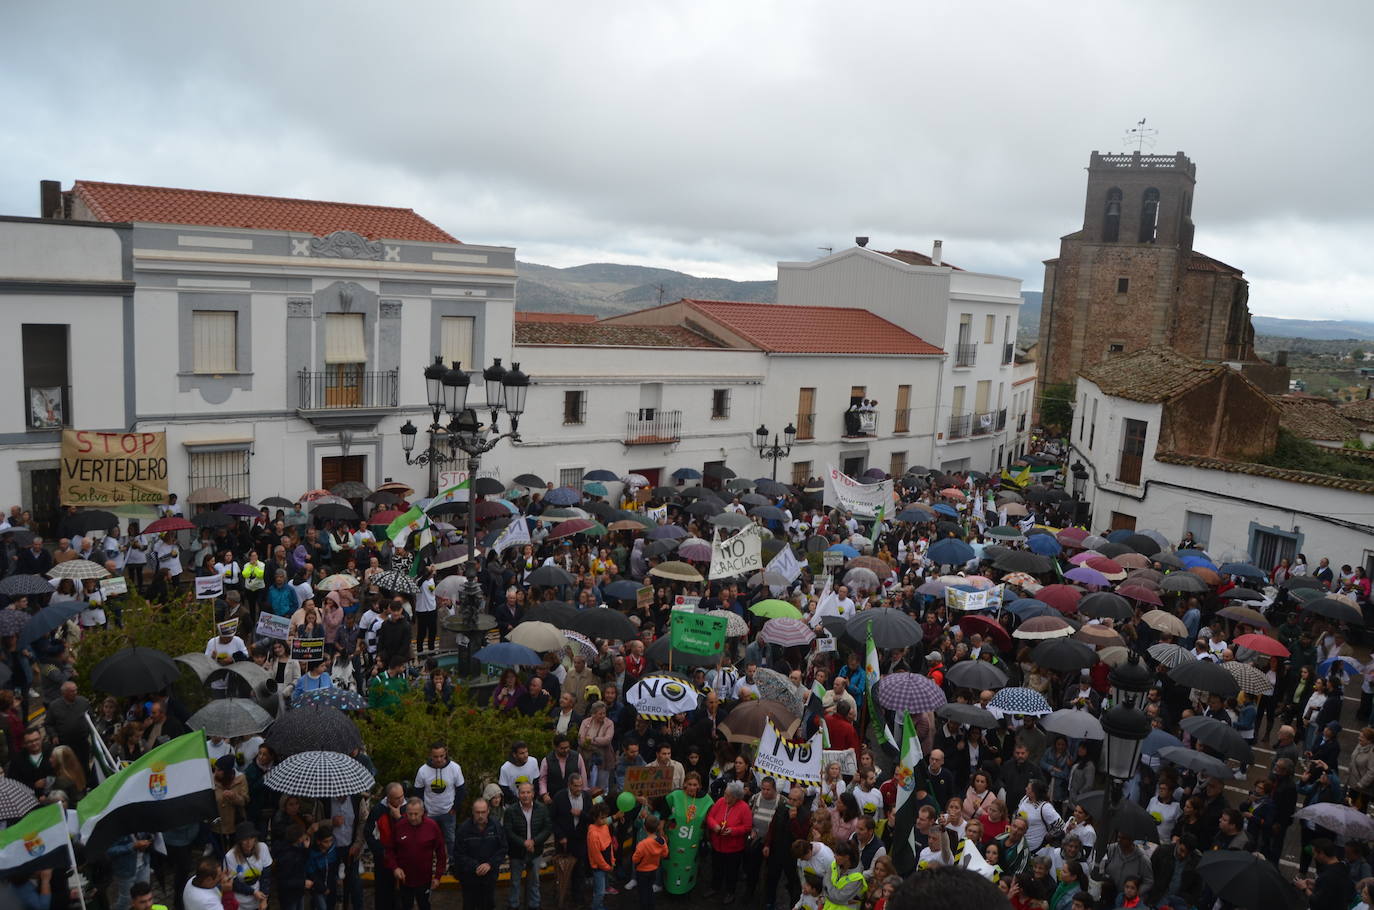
[718,700,800,743]
[1095,645,1130,667]
[955,615,1013,652]
[525,565,576,587]
[603,580,644,602]
[1219,587,1266,602]
[365,490,402,505]
[544,487,582,506]
[522,601,578,627]
[513,473,546,489]
[934,703,998,728]
[826,543,860,559]
[843,608,924,649]
[677,539,713,562]
[563,630,600,663]
[944,660,1009,690]
[1222,660,1274,695]
[376,481,414,496]
[1074,625,1125,648]
[646,525,688,540]
[1188,566,1222,586]
[650,561,703,582]
[546,518,597,540]
[1078,592,1133,621]
[0,779,39,820]
[1169,660,1239,695]
[1148,643,1194,669]
[1142,728,1184,756]
[1217,562,1266,581]
[989,687,1051,716]
[91,646,182,696]
[874,673,947,713]
[568,608,638,641]
[1031,638,1098,672]
[509,621,568,653]
[186,485,231,504]
[265,705,364,757]
[67,510,120,536]
[433,575,473,601]
[709,512,752,530]
[295,687,370,712]
[372,570,419,595]
[1141,609,1188,637]
[1317,655,1365,677]
[993,551,1054,575]
[0,574,54,597]
[582,482,609,498]
[1074,791,1158,842]
[928,538,974,566]
[316,574,360,591]
[1097,542,1133,559]
[367,509,404,527]
[759,617,815,647]
[749,599,803,619]
[622,474,651,487]
[1006,599,1058,622]
[1042,709,1105,740]
[260,496,294,508]
[309,502,359,522]
[1025,534,1063,558]
[1196,850,1303,910]
[931,503,959,520]
[753,668,806,716]
[984,525,1025,541]
[1118,584,1163,607]
[896,506,936,523]
[17,602,83,648]
[842,567,880,592]
[749,505,787,522]
[217,502,260,519]
[1303,596,1364,625]
[1287,586,1325,604]
[1001,571,1042,591]
[1036,585,1082,614]
[474,642,544,667]
[1084,556,1126,577]
[191,510,234,530]
[847,555,892,574]
[755,480,789,496]
[1064,566,1110,587]
[1232,633,1288,658]
[47,560,110,580]
[1160,572,1209,594]
[1115,553,1152,569]
[188,699,275,738]
[1180,715,1253,762]
[706,609,748,638]
[144,516,195,534]
[1294,803,1374,839]
[330,481,372,499]
[1013,615,1075,640]
[1152,553,1186,570]
[677,486,711,500]
[1157,746,1233,779]
[1217,606,1272,631]
[671,468,703,481]
[265,751,374,798]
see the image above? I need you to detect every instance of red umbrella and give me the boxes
[1189,565,1222,586]
[546,518,596,540]
[940,488,966,501]
[144,517,195,534]
[1117,584,1164,607]
[1056,527,1089,548]
[1085,557,1125,575]
[299,488,331,502]
[1234,633,1290,658]
[368,509,403,526]
[1036,584,1083,614]
[957,614,1012,651]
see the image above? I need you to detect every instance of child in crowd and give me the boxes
[631,814,669,910]
[793,872,823,910]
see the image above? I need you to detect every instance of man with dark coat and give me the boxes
[453,798,507,910]
[762,784,812,910]
[551,773,593,900]
[503,782,552,910]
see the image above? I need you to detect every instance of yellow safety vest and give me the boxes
[822,863,868,910]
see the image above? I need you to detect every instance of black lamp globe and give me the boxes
[1108,653,1154,712]
[501,362,529,418]
[1100,704,1151,781]
[483,358,507,410]
[442,362,470,415]
[399,420,418,455]
[783,422,798,447]
[423,356,447,410]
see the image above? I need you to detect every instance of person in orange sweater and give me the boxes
[632,815,669,910]
[587,803,617,910]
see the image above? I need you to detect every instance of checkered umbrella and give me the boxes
[188,698,275,738]
[265,705,364,757]
[0,574,54,597]
[47,560,110,581]
[563,630,600,662]
[874,672,947,713]
[1147,643,1195,669]
[265,750,374,798]
[372,570,419,595]
[988,686,1051,716]
[1221,660,1274,695]
[0,778,39,820]
[295,687,370,712]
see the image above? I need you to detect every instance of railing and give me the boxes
[1017,413,1027,433]
[948,413,971,439]
[893,407,912,434]
[954,343,977,368]
[971,411,996,436]
[842,409,879,438]
[795,412,816,441]
[1003,343,1015,365]
[298,369,398,410]
[996,408,1008,431]
[26,385,71,430]
[625,409,681,445]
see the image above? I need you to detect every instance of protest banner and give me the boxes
[216,619,239,638]
[822,551,845,569]
[623,764,675,799]
[823,748,858,777]
[255,613,290,640]
[754,718,823,785]
[671,595,700,610]
[946,583,1005,612]
[60,430,168,506]
[194,575,223,600]
[292,638,325,662]
[767,545,804,584]
[814,635,837,653]
[822,464,892,518]
[709,526,762,579]
[636,585,654,611]
[627,675,698,719]
[99,576,128,596]
[669,611,727,656]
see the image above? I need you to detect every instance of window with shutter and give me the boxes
[192,311,237,374]
[440,316,474,369]
[324,314,366,406]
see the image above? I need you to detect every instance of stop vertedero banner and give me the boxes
[823,465,892,518]
[60,430,168,506]
[709,526,762,579]
[754,717,823,785]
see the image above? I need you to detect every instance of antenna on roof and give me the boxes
[1123,117,1157,153]
[818,246,833,257]
[655,283,666,306]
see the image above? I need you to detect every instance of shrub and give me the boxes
[75,592,218,705]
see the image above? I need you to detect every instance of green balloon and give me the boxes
[616,790,637,813]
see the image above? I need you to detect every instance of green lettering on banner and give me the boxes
[668,611,728,656]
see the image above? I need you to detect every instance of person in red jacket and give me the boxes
[388,797,447,910]
[705,780,754,904]
[825,702,862,753]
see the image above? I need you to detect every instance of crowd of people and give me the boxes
[0,464,1372,910]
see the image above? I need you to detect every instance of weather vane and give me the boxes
[1123,118,1157,153]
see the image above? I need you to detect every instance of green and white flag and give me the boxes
[78,731,214,855]
[427,479,471,508]
[864,622,893,747]
[385,506,430,549]
[0,803,70,876]
[890,712,924,873]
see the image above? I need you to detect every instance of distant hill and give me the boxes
[1017,291,1042,343]
[517,261,776,317]
[1251,315,1374,341]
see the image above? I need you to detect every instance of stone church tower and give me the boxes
[1037,151,1277,395]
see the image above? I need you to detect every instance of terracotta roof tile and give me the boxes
[1079,346,1227,402]
[681,299,943,355]
[1155,451,1374,494]
[1187,251,1243,275]
[514,322,720,348]
[71,180,457,243]
[513,311,599,324]
[877,249,963,270]
[1275,396,1357,442]
[1338,398,1374,427]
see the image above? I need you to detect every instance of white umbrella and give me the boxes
[509,620,567,653]
[1042,708,1105,740]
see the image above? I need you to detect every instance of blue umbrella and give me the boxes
[1141,728,1184,756]
[932,503,959,519]
[896,506,935,522]
[671,468,702,481]
[584,469,619,481]
[1218,562,1266,581]
[295,687,369,712]
[825,543,860,558]
[544,486,582,506]
[474,642,544,667]
[1106,529,1135,543]
[18,602,85,649]
[1025,534,1062,557]
[646,525,687,540]
[583,482,609,497]
[1179,553,1217,570]
[1007,598,1056,620]
[928,538,975,566]
[1317,655,1364,677]
[604,579,643,600]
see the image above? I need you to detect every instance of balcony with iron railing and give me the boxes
[948,412,971,439]
[298,369,399,410]
[1003,343,1015,365]
[996,408,1007,431]
[842,408,879,438]
[971,411,996,436]
[954,343,977,368]
[625,409,682,445]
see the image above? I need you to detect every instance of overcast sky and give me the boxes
[5,2,1371,320]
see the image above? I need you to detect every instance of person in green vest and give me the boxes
[822,841,868,910]
[664,771,712,894]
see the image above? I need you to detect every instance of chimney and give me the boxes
[931,239,943,266]
[855,236,868,248]
[40,180,62,220]
[1274,350,1289,366]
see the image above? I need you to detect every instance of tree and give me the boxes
[1038,382,1075,435]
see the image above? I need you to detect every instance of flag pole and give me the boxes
[66,829,90,910]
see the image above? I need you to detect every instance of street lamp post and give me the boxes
[755,422,797,482]
[1100,702,1152,839]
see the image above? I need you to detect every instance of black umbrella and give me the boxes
[935,702,998,728]
[260,496,294,508]
[0,574,52,597]
[265,705,364,757]
[748,505,787,522]
[522,601,578,628]
[1169,659,1240,695]
[472,477,506,497]
[330,481,372,499]
[1078,592,1134,621]
[1159,571,1209,594]
[365,490,402,504]
[1180,715,1254,762]
[935,521,964,539]
[754,480,789,497]
[514,473,546,489]
[1196,850,1302,910]
[944,660,1009,689]
[1283,575,1325,591]
[993,551,1054,575]
[1030,638,1098,672]
[645,634,721,668]
[1096,541,1133,558]
[842,608,923,649]
[68,510,119,536]
[567,608,638,641]
[1074,790,1159,843]
[685,501,722,518]
[651,486,678,500]
[1121,533,1160,556]
[983,545,1012,563]
[191,511,234,529]
[91,647,182,696]
[677,486,710,500]
[703,464,737,480]
[525,565,576,587]
[738,493,770,507]
[1219,587,1265,601]
[1,528,35,547]
[311,503,360,522]
[584,501,618,520]
[818,616,850,640]
[1303,596,1364,625]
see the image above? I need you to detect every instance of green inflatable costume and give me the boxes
[664,787,713,894]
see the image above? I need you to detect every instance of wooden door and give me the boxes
[30,468,60,536]
[321,455,366,490]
